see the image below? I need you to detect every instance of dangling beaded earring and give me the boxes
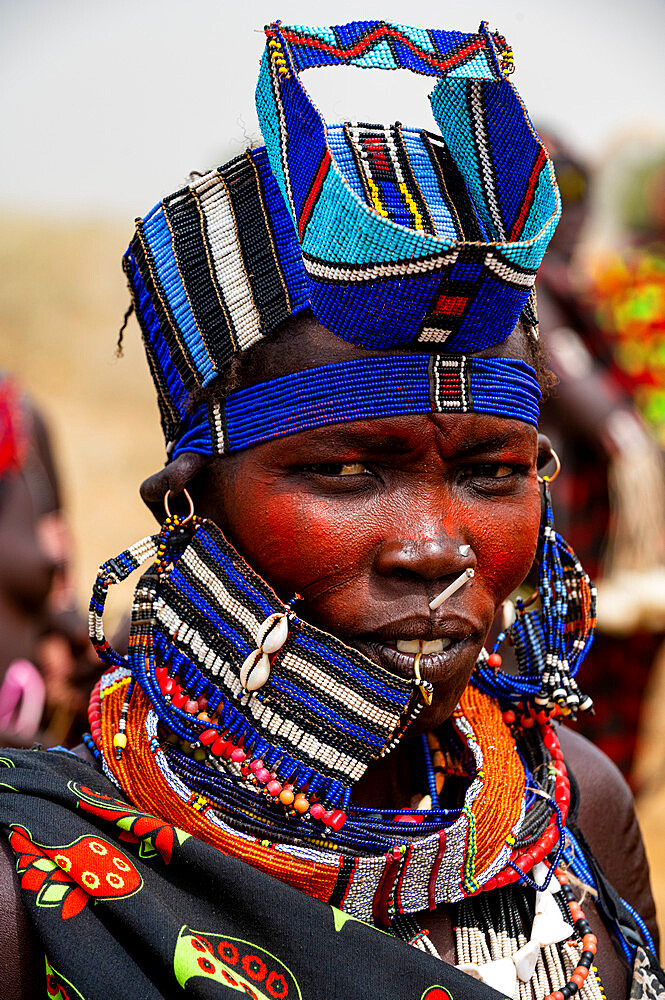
[475,452,596,717]
[89,488,201,759]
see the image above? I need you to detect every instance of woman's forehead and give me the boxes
[227,313,531,394]
[236,411,537,466]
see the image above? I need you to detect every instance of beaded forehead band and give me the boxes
[171,354,540,459]
[124,19,558,457]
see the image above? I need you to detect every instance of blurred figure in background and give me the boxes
[536,131,665,786]
[0,373,99,746]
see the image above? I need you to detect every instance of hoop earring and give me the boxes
[537,449,561,485]
[476,453,596,717]
[163,488,195,524]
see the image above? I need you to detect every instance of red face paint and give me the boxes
[198,411,540,728]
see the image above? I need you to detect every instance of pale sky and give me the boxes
[1,0,664,220]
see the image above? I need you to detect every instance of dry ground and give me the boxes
[1,213,663,939]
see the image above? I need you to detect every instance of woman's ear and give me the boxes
[139,452,210,523]
[537,433,556,475]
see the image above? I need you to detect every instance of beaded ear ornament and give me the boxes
[474,454,596,717]
[89,492,421,834]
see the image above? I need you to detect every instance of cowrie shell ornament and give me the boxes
[239,613,290,693]
[240,649,272,692]
[256,613,289,654]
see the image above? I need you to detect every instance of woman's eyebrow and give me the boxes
[444,431,531,457]
[296,428,417,453]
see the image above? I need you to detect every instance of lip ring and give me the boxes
[413,651,433,706]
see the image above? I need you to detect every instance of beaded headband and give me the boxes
[123,19,558,454]
[171,355,541,459]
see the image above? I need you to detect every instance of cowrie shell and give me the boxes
[239,649,271,692]
[256,613,289,654]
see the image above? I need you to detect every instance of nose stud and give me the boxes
[459,544,471,557]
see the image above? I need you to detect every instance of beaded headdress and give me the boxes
[123,19,559,456]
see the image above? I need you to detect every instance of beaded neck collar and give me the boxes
[92,671,569,926]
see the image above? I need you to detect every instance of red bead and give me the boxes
[487,653,502,668]
[394,814,423,823]
[155,665,167,682]
[551,992,565,1000]
[255,768,270,783]
[161,677,174,695]
[266,779,282,796]
[582,934,597,955]
[231,748,246,763]
[184,700,199,714]
[171,692,187,709]
[309,803,325,820]
[571,972,586,988]
[249,759,264,773]
[328,810,347,832]
[502,710,515,725]
[199,728,218,745]
[197,696,208,710]
[210,739,227,757]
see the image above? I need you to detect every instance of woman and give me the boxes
[0,20,662,1000]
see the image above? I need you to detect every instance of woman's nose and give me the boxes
[374,534,471,581]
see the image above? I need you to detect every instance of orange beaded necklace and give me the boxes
[97,669,533,921]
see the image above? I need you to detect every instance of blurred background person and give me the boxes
[0,373,100,746]
[536,131,665,787]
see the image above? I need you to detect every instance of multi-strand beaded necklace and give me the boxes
[86,511,604,997]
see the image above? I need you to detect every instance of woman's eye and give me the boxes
[469,463,516,479]
[308,462,370,477]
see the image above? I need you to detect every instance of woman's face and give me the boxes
[196,404,542,730]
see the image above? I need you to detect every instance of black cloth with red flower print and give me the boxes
[0,747,505,1000]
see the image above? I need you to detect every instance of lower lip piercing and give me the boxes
[429,567,475,611]
[413,650,434,706]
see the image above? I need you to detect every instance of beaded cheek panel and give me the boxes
[171,354,541,459]
[90,519,418,815]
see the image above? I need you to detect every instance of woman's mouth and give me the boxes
[352,635,473,682]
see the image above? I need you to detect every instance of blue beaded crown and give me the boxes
[124,19,559,452]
